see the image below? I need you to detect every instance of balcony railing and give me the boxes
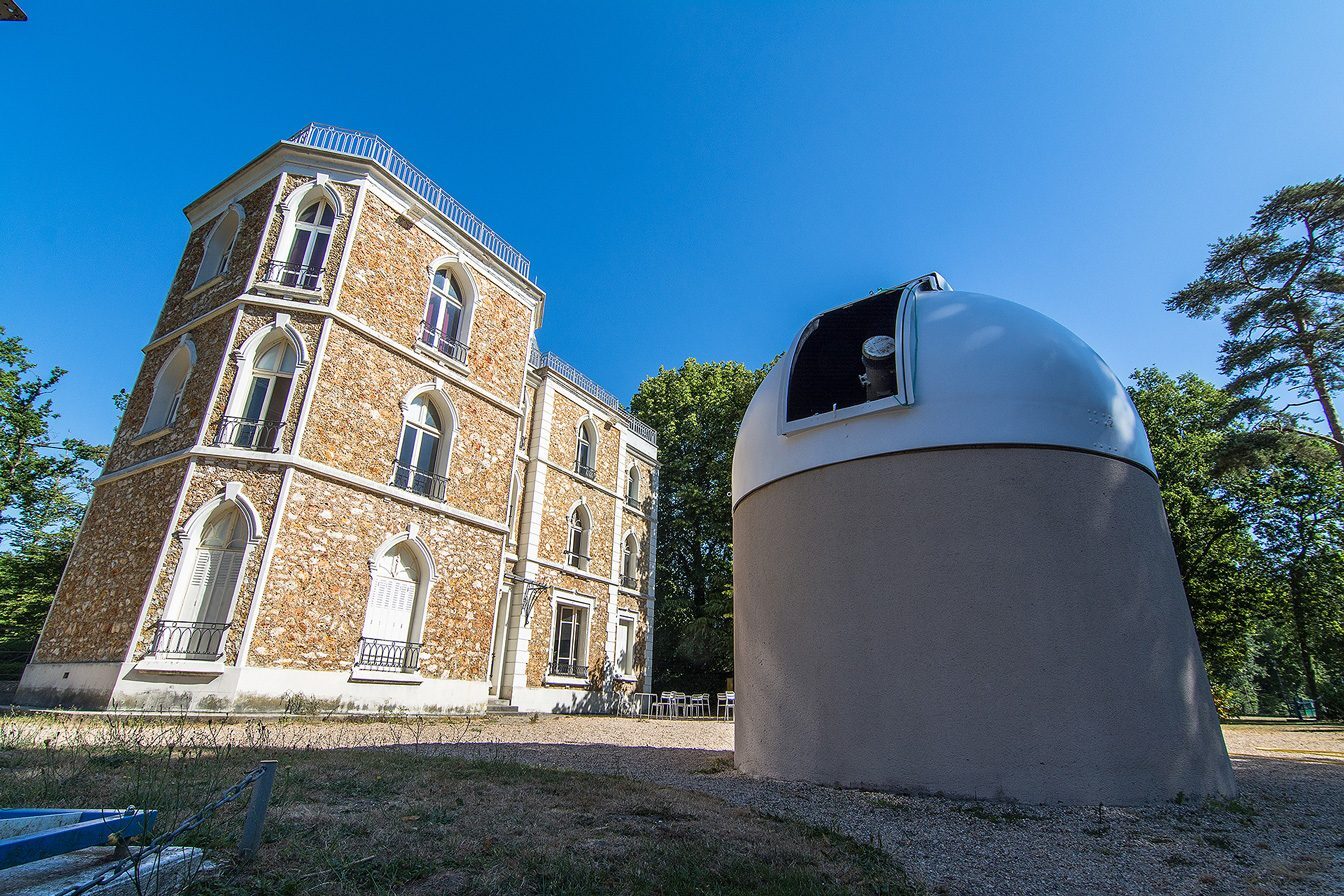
[549,658,588,679]
[355,637,422,673]
[621,574,639,590]
[286,123,534,284]
[391,461,448,501]
[215,416,285,452]
[530,350,657,445]
[259,259,323,292]
[149,620,231,660]
[565,549,590,570]
[574,460,597,480]
[625,492,640,510]
[418,321,469,365]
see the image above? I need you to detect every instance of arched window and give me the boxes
[392,394,451,500]
[356,541,426,673]
[223,334,297,451]
[625,462,640,508]
[566,505,591,571]
[419,268,469,364]
[575,420,597,479]
[194,205,243,288]
[141,340,194,434]
[154,501,249,660]
[621,533,640,590]
[274,194,335,290]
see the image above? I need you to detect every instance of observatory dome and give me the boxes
[732,275,1155,507]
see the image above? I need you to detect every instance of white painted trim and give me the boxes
[236,465,293,667]
[289,316,332,456]
[193,308,245,450]
[132,658,226,676]
[348,669,423,685]
[327,181,368,312]
[118,459,199,666]
[142,295,523,419]
[93,447,511,535]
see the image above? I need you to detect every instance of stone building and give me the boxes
[17,124,658,714]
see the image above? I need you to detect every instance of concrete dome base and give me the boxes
[733,445,1236,805]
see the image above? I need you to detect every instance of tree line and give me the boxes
[3,178,1342,716]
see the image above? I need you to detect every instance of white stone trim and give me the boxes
[236,465,293,667]
[93,447,511,535]
[142,295,523,420]
[119,459,200,666]
[327,180,368,312]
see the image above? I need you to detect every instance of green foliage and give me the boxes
[0,327,107,667]
[630,358,772,691]
[1168,177,1344,463]
[1129,367,1270,711]
[1131,366,1344,716]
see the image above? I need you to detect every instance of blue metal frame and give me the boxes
[0,808,157,870]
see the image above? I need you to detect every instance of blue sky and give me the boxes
[3,1,1343,445]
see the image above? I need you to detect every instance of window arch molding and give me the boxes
[621,529,640,588]
[420,254,480,363]
[194,203,245,289]
[565,499,593,571]
[367,530,438,583]
[139,336,197,435]
[356,530,436,674]
[398,382,459,474]
[625,459,641,505]
[267,180,344,291]
[157,485,263,656]
[575,417,599,478]
[222,318,307,451]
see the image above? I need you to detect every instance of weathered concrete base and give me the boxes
[508,685,625,714]
[733,446,1237,805]
[0,846,208,896]
[17,661,489,715]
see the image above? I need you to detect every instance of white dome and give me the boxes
[732,277,1154,506]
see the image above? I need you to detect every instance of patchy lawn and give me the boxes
[0,713,917,895]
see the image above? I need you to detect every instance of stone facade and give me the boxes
[19,126,657,715]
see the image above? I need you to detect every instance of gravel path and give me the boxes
[415,716,1344,896]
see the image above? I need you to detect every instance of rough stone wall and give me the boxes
[524,568,612,688]
[206,307,325,454]
[105,312,237,474]
[298,324,516,522]
[35,462,189,663]
[540,392,620,576]
[252,175,360,307]
[337,192,533,403]
[251,470,504,681]
[130,462,285,664]
[152,176,282,339]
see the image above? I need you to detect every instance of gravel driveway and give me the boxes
[419,716,1343,896]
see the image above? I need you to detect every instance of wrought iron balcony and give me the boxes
[621,574,639,590]
[215,416,285,452]
[574,460,597,480]
[565,549,590,570]
[418,321,469,365]
[391,461,448,501]
[548,658,588,679]
[259,259,323,292]
[149,620,231,660]
[625,492,640,510]
[355,637,422,673]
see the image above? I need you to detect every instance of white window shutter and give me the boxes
[362,576,415,642]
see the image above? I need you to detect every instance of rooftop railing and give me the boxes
[530,349,658,445]
[286,124,534,284]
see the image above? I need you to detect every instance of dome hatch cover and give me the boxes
[732,274,1155,507]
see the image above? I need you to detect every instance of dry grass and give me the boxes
[0,711,918,895]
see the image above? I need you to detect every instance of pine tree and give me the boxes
[1169,178,1344,467]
